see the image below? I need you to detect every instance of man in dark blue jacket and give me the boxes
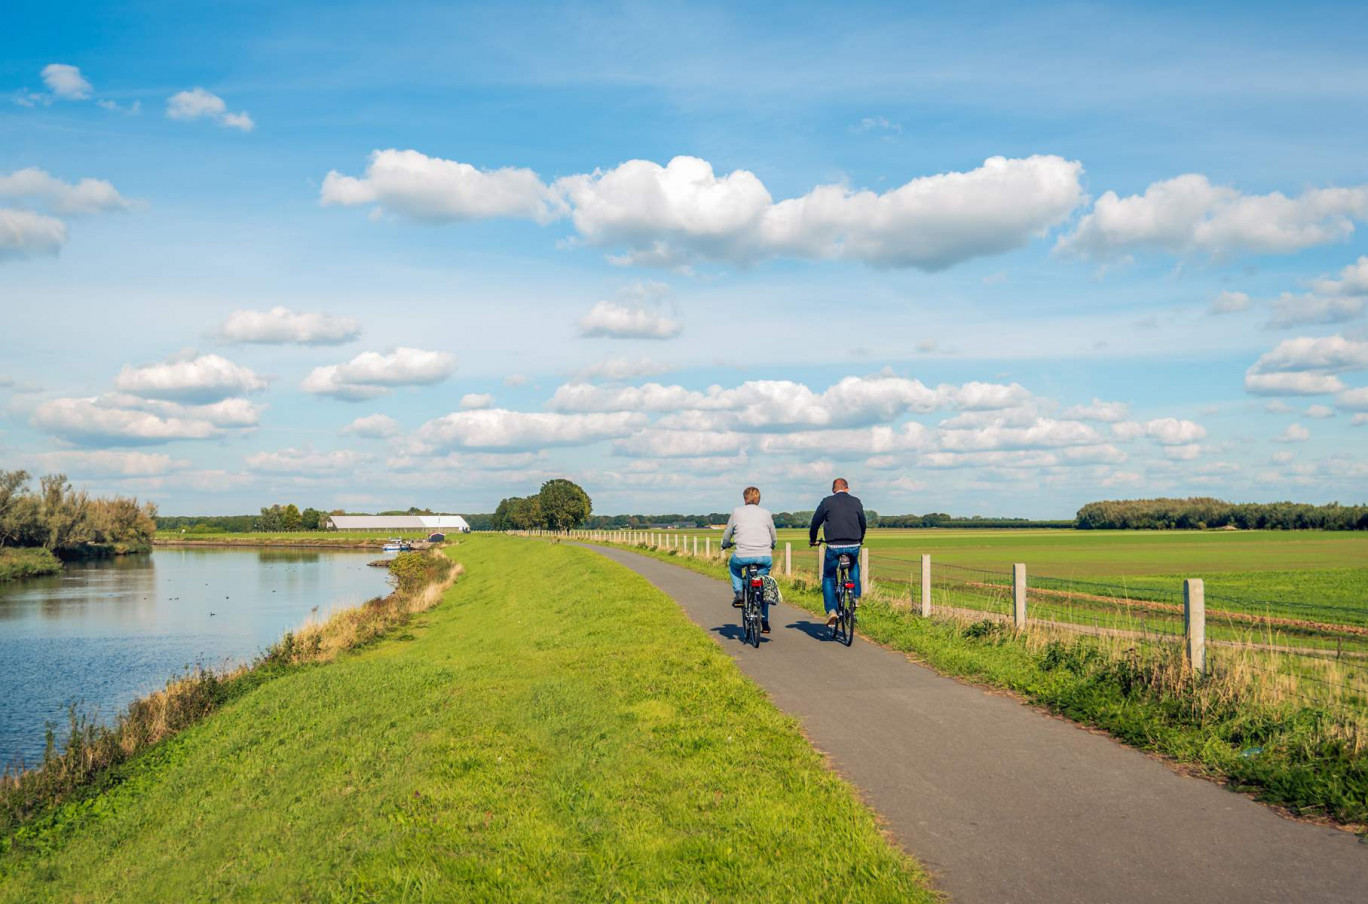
[808,477,867,627]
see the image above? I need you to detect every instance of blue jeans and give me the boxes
[822,545,861,614]
[729,555,772,620]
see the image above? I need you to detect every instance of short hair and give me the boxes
[832,477,849,492]
[743,486,761,504]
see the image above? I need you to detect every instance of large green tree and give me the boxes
[537,479,592,531]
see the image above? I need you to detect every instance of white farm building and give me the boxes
[327,514,471,533]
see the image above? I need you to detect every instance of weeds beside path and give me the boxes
[0,536,932,903]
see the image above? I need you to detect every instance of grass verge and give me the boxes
[0,536,932,902]
[0,549,458,843]
[604,540,1368,827]
[0,548,62,583]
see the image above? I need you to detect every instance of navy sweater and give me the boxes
[808,492,867,546]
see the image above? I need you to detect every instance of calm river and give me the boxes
[0,547,393,767]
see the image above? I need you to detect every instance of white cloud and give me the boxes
[1335,387,1368,411]
[503,374,531,387]
[31,396,229,446]
[165,88,254,131]
[1269,292,1366,328]
[302,347,455,400]
[1162,443,1204,461]
[217,306,360,345]
[575,357,672,382]
[1208,290,1251,315]
[577,299,682,339]
[939,417,1104,452]
[28,449,188,477]
[459,393,493,410]
[0,209,66,260]
[1060,398,1129,422]
[1245,371,1347,396]
[247,447,368,473]
[41,64,92,101]
[1273,423,1310,443]
[411,409,646,451]
[322,151,1085,271]
[321,149,562,222]
[756,424,932,458]
[1353,414,1368,426]
[1059,174,1368,260]
[343,413,400,438]
[1109,420,1145,441]
[0,168,130,214]
[1144,417,1207,445]
[1306,404,1335,419]
[115,352,266,403]
[614,429,748,458]
[1250,335,1368,372]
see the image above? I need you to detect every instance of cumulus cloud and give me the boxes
[41,64,93,100]
[217,306,360,345]
[459,393,493,410]
[1306,404,1335,419]
[30,395,248,446]
[114,352,266,403]
[321,151,1086,271]
[1336,387,1368,411]
[165,88,254,131]
[321,149,563,222]
[1244,334,1368,396]
[1208,290,1251,315]
[1058,174,1368,260]
[755,424,932,458]
[614,429,749,458]
[0,168,130,215]
[1245,371,1347,395]
[940,417,1105,452]
[1268,257,1368,327]
[1273,423,1310,443]
[1060,398,1130,422]
[410,409,646,451]
[0,209,66,261]
[343,413,400,438]
[1143,417,1207,445]
[302,347,455,400]
[577,300,682,339]
[246,447,368,473]
[28,449,189,477]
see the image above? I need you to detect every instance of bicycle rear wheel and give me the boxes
[841,601,855,647]
[749,594,762,648]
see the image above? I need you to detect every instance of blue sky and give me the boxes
[3,0,1367,517]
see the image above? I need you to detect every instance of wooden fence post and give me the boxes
[1184,579,1206,676]
[1012,563,1027,629]
[784,542,792,576]
[920,554,931,617]
[860,547,870,595]
[705,537,711,558]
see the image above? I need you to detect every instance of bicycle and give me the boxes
[740,562,765,648]
[814,539,857,647]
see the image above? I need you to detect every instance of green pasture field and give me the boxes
[1,537,930,902]
[633,528,1368,628]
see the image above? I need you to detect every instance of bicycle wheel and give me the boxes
[749,594,762,648]
[831,585,844,641]
[841,600,855,647]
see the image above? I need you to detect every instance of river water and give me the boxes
[0,547,393,767]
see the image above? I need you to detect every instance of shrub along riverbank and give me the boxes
[604,540,1368,827]
[0,548,459,848]
[0,537,931,902]
[0,549,61,583]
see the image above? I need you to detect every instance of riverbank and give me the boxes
[0,537,931,901]
[0,548,458,845]
[155,533,389,549]
[0,549,61,583]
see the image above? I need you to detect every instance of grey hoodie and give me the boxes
[721,504,777,558]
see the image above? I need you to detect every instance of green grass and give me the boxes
[0,548,62,583]
[625,527,1368,627]
[605,540,1368,826]
[0,536,932,902]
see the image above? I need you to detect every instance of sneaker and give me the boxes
[761,620,771,634]
[825,612,838,627]
[731,594,743,608]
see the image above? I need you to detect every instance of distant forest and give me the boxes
[1075,498,1368,531]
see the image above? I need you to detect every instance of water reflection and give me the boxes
[0,548,392,766]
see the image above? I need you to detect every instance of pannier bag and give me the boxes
[761,575,782,608]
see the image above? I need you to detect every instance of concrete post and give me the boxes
[1012,563,1027,629]
[1184,579,1206,676]
[784,542,792,576]
[705,537,711,558]
[860,547,870,595]
[920,554,932,617]
[694,537,699,556]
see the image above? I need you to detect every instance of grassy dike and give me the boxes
[0,549,62,583]
[0,536,933,902]
[606,542,1368,828]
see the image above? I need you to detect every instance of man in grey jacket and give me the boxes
[720,486,778,633]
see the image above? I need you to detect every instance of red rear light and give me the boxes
[845,582,855,589]
[750,578,763,587]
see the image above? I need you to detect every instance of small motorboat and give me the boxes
[381,538,413,552]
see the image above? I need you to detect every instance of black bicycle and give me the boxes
[740,563,765,648]
[816,540,857,646]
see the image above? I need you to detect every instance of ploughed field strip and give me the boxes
[584,543,1368,904]
[0,537,930,903]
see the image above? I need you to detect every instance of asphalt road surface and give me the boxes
[586,544,1368,904]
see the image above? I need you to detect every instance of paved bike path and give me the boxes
[585,545,1367,904]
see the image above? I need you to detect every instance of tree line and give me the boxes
[490,479,592,531]
[1075,498,1368,531]
[0,470,158,558]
